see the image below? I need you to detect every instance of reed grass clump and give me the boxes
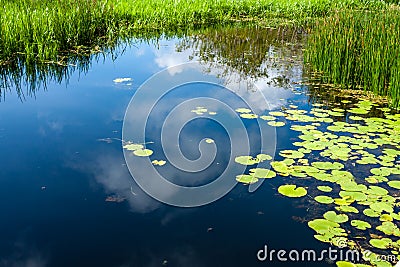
[0,0,390,66]
[305,9,400,107]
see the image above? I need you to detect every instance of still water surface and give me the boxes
[0,27,353,267]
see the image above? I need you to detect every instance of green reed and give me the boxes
[0,0,390,66]
[305,8,400,107]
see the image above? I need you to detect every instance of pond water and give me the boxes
[0,26,399,267]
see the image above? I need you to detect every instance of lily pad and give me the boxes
[278,184,307,198]
[317,185,333,192]
[279,150,304,159]
[369,238,392,249]
[123,143,144,151]
[236,175,258,184]
[133,149,154,157]
[235,156,259,165]
[268,121,285,127]
[235,108,251,113]
[152,160,166,166]
[350,220,371,230]
[323,211,349,223]
[249,168,276,179]
[335,206,359,213]
[388,180,400,189]
[315,196,334,204]
[240,113,258,119]
[312,162,344,170]
[269,111,285,117]
[205,138,215,144]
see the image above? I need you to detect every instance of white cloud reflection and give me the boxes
[152,39,303,111]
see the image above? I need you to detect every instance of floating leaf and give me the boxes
[336,261,356,267]
[268,121,285,127]
[278,184,307,198]
[123,143,144,151]
[235,108,251,113]
[133,149,153,157]
[350,220,371,230]
[363,208,380,218]
[323,211,349,223]
[269,111,285,117]
[312,162,344,170]
[152,160,166,166]
[388,181,400,189]
[240,113,258,119]
[315,196,334,204]
[260,115,276,121]
[279,150,304,159]
[205,138,214,144]
[335,206,359,213]
[235,156,259,165]
[249,168,276,179]
[257,154,273,161]
[317,185,333,192]
[236,175,258,184]
[369,238,392,249]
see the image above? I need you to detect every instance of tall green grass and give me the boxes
[305,8,400,107]
[0,0,391,66]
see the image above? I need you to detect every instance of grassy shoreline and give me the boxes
[0,0,399,104]
[0,0,392,65]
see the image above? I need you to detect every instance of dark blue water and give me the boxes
[0,37,332,267]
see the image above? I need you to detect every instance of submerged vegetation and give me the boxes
[305,8,400,108]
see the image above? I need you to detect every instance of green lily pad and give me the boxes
[370,202,394,213]
[235,108,251,113]
[152,160,166,166]
[240,113,258,119]
[336,261,356,267]
[257,154,273,161]
[279,150,305,159]
[249,168,276,179]
[380,214,393,222]
[278,184,307,198]
[235,156,259,165]
[363,208,381,217]
[317,185,333,192]
[388,180,400,189]
[339,191,367,202]
[323,211,349,223]
[369,238,392,249]
[312,162,344,170]
[133,149,154,157]
[308,219,340,233]
[205,138,214,144]
[335,206,359,213]
[236,174,258,184]
[123,143,144,151]
[269,111,285,117]
[271,161,290,174]
[315,196,334,204]
[350,220,371,230]
[268,121,285,127]
[260,115,276,121]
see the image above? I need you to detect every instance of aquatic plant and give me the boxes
[305,9,400,107]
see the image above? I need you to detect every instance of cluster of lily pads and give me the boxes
[233,98,400,266]
[123,142,168,166]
